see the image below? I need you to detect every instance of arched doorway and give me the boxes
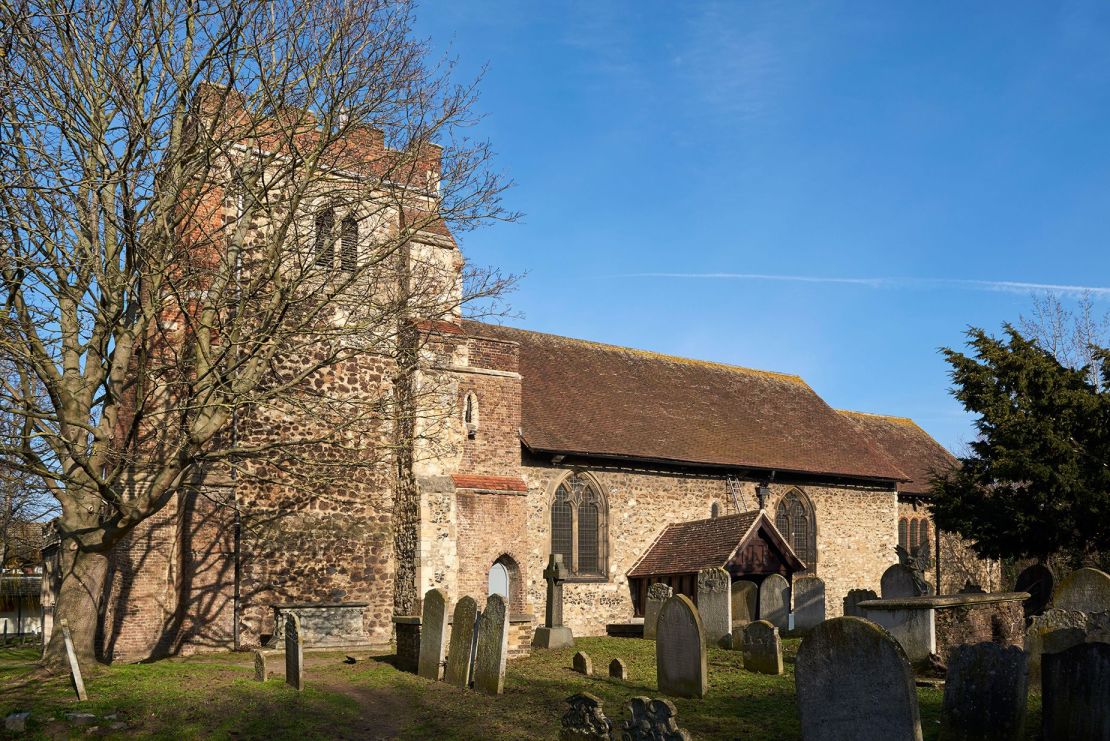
[488,561,509,600]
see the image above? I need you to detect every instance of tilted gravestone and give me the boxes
[759,574,790,631]
[795,616,922,741]
[792,575,826,635]
[572,650,593,676]
[473,593,509,695]
[939,643,1029,741]
[1051,567,1110,613]
[444,595,479,688]
[731,580,758,627]
[609,658,628,680]
[696,567,732,648]
[881,564,928,599]
[59,619,88,701]
[534,554,574,649]
[285,613,304,691]
[253,650,268,682]
[621,697,691,741]
[1041,642,1110,741]
[417,588,449,681]
[1014,564,1054,619]
[559,692,611,741]
[655,594,708,699]
[741,620,783,675]
[643,583,672,641]
[843,588,878,618]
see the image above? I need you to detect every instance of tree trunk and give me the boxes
[43,545,109,672]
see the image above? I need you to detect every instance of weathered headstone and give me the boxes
[731,579,758,627]
[621,697,691,741]
[741,620,783,675]
[4,712,30,734]
[473,593,509,695]
[609,658,628,680]
[1051,567,1110,613]
[534,554,575,649]
[59,619,88,701]
[444,595,479,688]
[881,564,928,599]
[939,643,1029,741]
[843,588,878,618]
[759,573,790,631]
[792,575,826,635]
[696,567,732,648]
[643,582,672,641]
[417,588,449,681]
[1041,642,1110,741]
[253,650,268,681]
[559,693,611,741]
[285,612,304,691]
[1014,564,1054,619]
[572,650,593,676]
[795,616,922,741]
[655,594,708,699]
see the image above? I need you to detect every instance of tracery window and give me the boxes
[775,489,817,570]
[549,472,608,579]
[898,515,932,563]
[314,207,335,267]
[340,215,358,271]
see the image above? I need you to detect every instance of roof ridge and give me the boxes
[837,408,919,427]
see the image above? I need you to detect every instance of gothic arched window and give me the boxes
[549,472,608,579]
[314,207,335,267]
[898,517,909,551]
[775,489,817,570]
[340,215,358,271]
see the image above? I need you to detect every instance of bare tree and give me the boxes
[0,0,516,667]
[1019,291,1110,388]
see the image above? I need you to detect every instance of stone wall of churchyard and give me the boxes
[897,500,1001,594]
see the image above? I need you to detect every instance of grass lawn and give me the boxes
[0,637,1040,739]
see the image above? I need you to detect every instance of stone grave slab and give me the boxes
[1051,567,1110,613]
[621,697,691,741]
[417,588,449,681]
[759,574,789,631]
[609,658,628,680]
[253,650,267,681]
[1041,642,1110,741]
[655,594,708,699]
[939,643,1028,741]
[473,594,509,695]
[843,588,878,618]
[741,620,783,675]
[444,595,479,688]
[285,613,304,691]
[731,580,758,628]
[697,567,732,648]
[882,564,928,599]
[559,692,611,741]
[572,650,592,675]
[643,583,672,641]
[792,575,826,635]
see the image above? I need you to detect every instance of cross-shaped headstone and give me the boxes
[543,553,568,628]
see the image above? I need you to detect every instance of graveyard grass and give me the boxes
[0,638,1041,739]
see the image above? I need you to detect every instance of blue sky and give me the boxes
[415,1,1110,453]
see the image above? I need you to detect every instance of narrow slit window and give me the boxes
[315,208,335,267]
[340,216,358,271]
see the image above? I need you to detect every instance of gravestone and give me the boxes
[696,567,732,648]
[792,575,826,635]
[741,620,783,675]
[881,564,928,599]
[253,650,268,681]
[417,588,449,681]
[843,588,878,618]
[731,580,758,626]
[759,574,790,631]
[795,616,922,741]
[939,643,1029,741]
[572,650,593,676]
[1041,642,1110,741]
[473,594,509,695]
[559,693,611,741]
[59,619,88,701]
[534,554,575,649]
[444,595,479,688]
[1014,564,1054,619]
[655,594,708,699]
[609,658,628,680]
[285,613,304,691]
[621,697,691,741]
[1051,567,1110,613]
[643,583,672,641]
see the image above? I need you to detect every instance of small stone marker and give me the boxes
[473,593,509,695]
[696,567,732,648]
[572,650,593,676]
[417,588,449,681]
[5,712,30,733]
[796,616,923,741]
[559,692,611,741]
[939,643,1029,741]
[643,583,672,641]
[285,613,304,691]
[534,554,575,649]
[1041,642,1110,741]
[253,650,267,681]
[843,588,878,618]
[759,573,790,631]
[1051,567,1110,613]
[655,594,708,699]
[609,658,628,680]
[59,619,88,702]
[444,595,479,688]
[621,697,691,741]
[741,620,783,675]
[792,574,826,634]
[881,564,928,599]
[1014,564,1054,619]
[1024,607,1109,681]
[731,579,758,627]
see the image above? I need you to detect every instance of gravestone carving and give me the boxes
[417,588,449,681]
[1051,567,1110,613]
[843,588,878,618]
[792,575,826,635]
[882,564,928,599]
[534,554,575,649]
[559,692,611,741]
[655,594,708,699]
[643,583,672,641]
[621,697,691,741]
[1041,642,1110,741]
[796,616,923,741]
[609,658,628,680]
[741,620,783,675]
[939,643,1028,741]
[572,650,593,676]
[445,595,479,688]
[759,573,789,631]
[696,567,732,648]
[731,580,758,627]
[285,613,304,691]
[473,593,509,695]
[1014,564,1054,619]
[253,650,267,682]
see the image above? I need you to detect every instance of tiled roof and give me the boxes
[628,511,761,577]
[451,474,528,492]
[463,322,908,482]
[836,411,958,496]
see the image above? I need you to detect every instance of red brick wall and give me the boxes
[454,490,534,618]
